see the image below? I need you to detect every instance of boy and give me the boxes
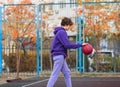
[47,17,85,87]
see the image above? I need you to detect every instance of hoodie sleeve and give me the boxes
[57,30,82,49]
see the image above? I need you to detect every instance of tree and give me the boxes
[83,3,120,50]
[2,0,54,77]
[3,0,36,78]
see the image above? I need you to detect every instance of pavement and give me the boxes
[1,76,120,87]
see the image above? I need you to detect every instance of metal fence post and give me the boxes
[0,6,2,76]
[77,17,84,73]
[35,5,42,75]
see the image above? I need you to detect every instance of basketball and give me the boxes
[82,43,93,55]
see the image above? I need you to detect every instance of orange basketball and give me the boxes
[82,43,93,55]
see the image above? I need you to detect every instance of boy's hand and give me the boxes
[82,43,88,46]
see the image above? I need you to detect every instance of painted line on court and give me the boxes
[22,79,49,87]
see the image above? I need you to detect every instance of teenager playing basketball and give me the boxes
[47,17,86,87]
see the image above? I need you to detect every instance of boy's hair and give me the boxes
[61,17,73,26]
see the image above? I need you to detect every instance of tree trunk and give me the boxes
[16,44,21,79]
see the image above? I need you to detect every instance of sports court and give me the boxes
[1,76,120,87]
[0,1,120,87]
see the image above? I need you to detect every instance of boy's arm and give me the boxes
[58,30,82,49]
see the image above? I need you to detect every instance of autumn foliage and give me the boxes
[1,0,120,73]
[2,0,37,76]
[3,0,36,43]
[84,3,120,48]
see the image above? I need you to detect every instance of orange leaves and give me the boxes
[27,22,36,32]
[94,24,100,30]
[72,6,83,16]
[86,20,93,25]
[110,12,116,18]
[103,24,110,30]
[107,12,118,20]
[88,5,95,10]
[83,3,120,44]
[11,29,18,40]
[19,32,24,37]
[20,0,32,4]
[78,0,82,5]
[4,4,36,42]
[5,6,17,15]
[77,7,83,16]
[94,32,98,36]
[94,10,100,16]
[42,13,48,19]
[84,28,89,35]
[30,35,36,42]
[5,5,35,22]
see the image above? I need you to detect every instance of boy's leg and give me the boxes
[47,55,64,87]
[61,59,72,87]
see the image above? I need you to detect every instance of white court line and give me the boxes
[22,79,49,87]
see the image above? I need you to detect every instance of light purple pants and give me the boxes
[47,55,72,87]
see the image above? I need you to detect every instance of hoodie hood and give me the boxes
[54,27,65,35]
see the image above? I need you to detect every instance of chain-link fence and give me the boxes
[1,2,120,79]
[83,2,120,73]
[39,3,79,73]
[2,4,37,78]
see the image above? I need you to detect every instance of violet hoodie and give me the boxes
[51,27,82,58]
